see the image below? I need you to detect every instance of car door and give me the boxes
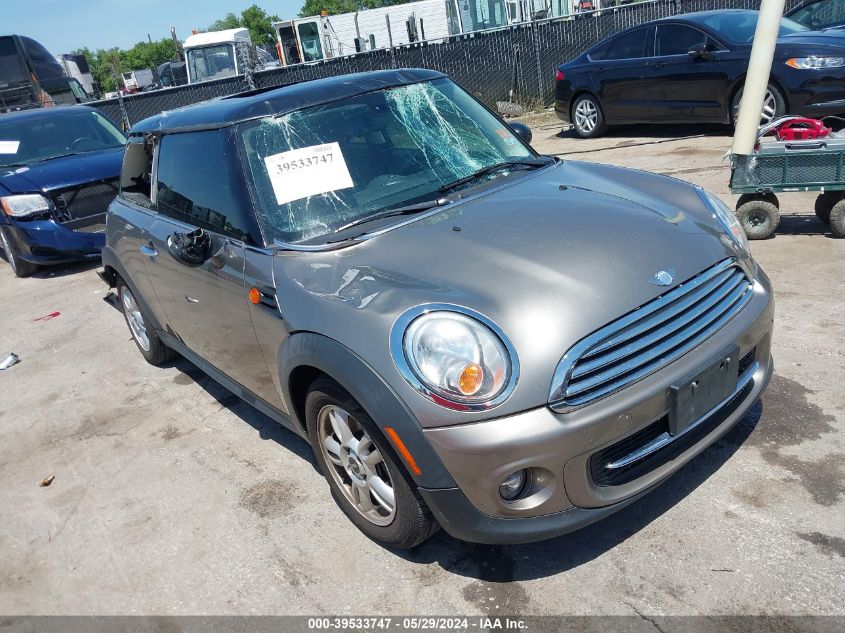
[592,26,654,122]
[647,24,730,121]
[143,128,282,408]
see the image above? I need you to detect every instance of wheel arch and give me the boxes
[278,331,456,490]
[100,245,164,332]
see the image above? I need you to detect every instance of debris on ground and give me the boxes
[39,475,55,487]
[33,311,61,322]
[0,353,20,370]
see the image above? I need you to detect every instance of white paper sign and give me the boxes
[264,142,354,206]
[0,141,20,154]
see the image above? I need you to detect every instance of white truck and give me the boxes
[121,69,154,93]
[183,28,252,84]
[56,53,96,97]
[183,28,280,85]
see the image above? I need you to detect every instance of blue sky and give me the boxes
[5,0,303,54]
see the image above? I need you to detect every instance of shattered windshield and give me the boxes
[237,78,534,244]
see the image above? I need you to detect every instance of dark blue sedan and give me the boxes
[0,106,125,276]
[554,10,845,138]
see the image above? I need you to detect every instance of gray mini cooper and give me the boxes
[100,69,774,548]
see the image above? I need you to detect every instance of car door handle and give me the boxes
[139,242,157,257]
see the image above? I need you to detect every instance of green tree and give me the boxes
[208,12,242,31]
[206,5,280,46]
[73,38,179,94]
[241,5,282,46]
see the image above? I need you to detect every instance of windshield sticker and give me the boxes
[0,141,20,154]
[264,142,353,206]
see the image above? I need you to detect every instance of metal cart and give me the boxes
[729,138,845,239]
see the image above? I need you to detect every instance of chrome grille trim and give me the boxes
[549,259,753,412]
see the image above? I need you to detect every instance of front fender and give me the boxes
[278,332,456,489]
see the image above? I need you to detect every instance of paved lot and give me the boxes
[1,119,843,616]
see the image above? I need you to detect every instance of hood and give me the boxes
[273,161,747,425]
[777,28,845,52]
[0,147,124,195]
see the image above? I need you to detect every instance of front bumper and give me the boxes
[420,267,774,544]
[2,218,105,265]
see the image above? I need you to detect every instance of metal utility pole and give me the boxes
[732,0,787,155]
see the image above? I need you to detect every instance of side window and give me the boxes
[119,136,154,208]
[155,130,257,243]
[605,28,648,60]
[655,25,710,56]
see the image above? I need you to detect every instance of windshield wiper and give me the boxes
[438,157,553,193]
[332,197,451,236]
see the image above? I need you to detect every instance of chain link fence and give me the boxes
[91,0,800,128]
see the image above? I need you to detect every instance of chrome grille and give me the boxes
[549,259,753,411]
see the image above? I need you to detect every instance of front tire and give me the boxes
[0,226,38,278]
[305,377,438,549]
[117,280,174,365]
[571,94,607,139]
[736,199,779,240]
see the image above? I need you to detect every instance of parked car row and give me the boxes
[555,9,845,138]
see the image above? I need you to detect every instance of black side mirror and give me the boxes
[167,228,212,266]
[508,121,533,144]
[688,44,714,61]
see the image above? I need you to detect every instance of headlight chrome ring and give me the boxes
[390,303,520,411]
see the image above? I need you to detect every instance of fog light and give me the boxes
[499,469,528,501]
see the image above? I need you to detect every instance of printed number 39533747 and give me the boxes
[275,153,333,174]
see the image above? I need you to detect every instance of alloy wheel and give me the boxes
[317,404,396,526]
[574,99,598,133]
[120,286,151,351]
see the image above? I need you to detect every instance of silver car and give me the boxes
[99,69,774,548]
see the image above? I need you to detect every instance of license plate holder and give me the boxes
[669,347,739,436]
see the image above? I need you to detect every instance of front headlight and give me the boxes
[0,194,54,219]
[392,306,518,410]
[786,56,845,70]
[696,187,750,254]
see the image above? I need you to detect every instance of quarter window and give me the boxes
[155,130,258,243]
[655,25,712,56]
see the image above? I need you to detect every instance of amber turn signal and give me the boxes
[457,362,484,396]
[248,287,261,304]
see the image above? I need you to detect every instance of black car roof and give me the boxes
[128,68,446,136]
[0,105,100,123]
[653,8,757,24]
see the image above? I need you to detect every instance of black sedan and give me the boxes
[554,10,845,138]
